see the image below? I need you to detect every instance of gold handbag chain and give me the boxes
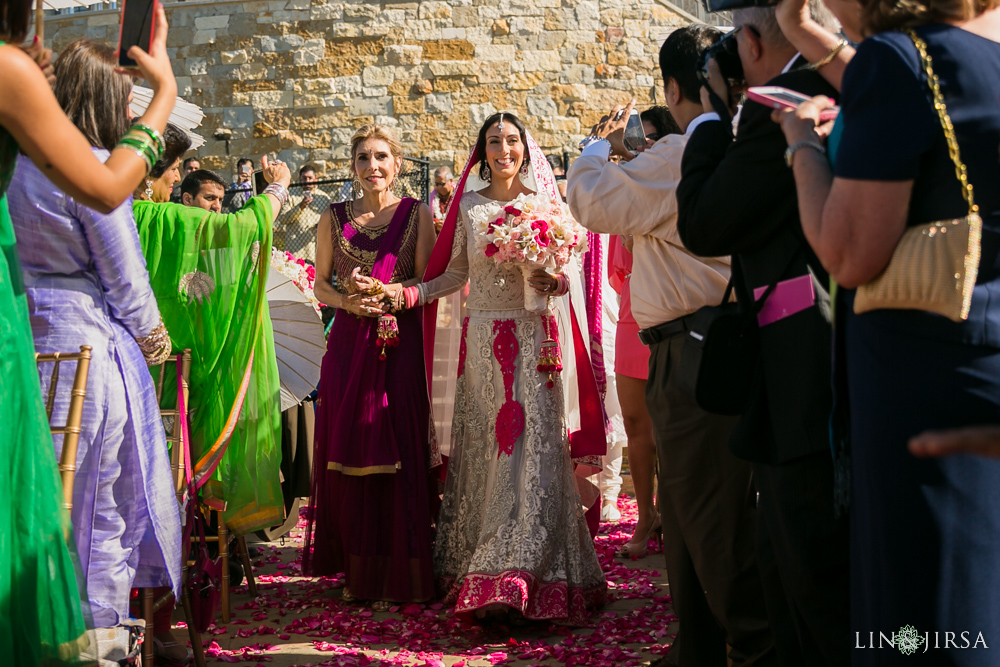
[908,29,979,216]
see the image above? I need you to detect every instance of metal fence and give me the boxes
[227,156,429,263]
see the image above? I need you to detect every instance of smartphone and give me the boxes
[253,169,268,196]
[117,0,157,69]
[747,86,840,122]
[622,109,646,153]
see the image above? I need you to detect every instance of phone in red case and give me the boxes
[117,0,157,69]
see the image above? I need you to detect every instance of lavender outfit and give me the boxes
[6,151,181,627]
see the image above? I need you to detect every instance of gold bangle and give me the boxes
[807,39,848,71]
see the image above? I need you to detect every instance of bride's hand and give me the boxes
[347,267,372,294]
[528,268,558,295]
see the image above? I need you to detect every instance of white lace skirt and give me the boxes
[433,308,607,624]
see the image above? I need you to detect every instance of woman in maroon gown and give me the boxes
[306,124,437,608]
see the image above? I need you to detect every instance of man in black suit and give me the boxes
[675,4,850,666]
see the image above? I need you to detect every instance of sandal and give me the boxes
[371,600,392,612]
[341,587,357,603]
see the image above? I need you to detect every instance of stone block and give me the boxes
[362,86,387,96]
[363,66,395,86]
[86,12,118,26]
[425,92,454,113]
[310,3,344,20]
[537,30,568,50]
[285,0,311,9]
[250,90,295,109]
[441,28,467,39]
[509,71,545,90]
[561,64,596,84]
[413,79,434,94]
[385,44,422,65]
[600,9,623,26]
[624,19,648,40]
[428,61,477,76]
[188,58,208,76]
[577,42,603,65]
[344,4,379,20]
[607,49,629,66]
[418,1,452,19]
[394,96,426,115]
[576,1,599,23]
[519,50,560,72]
[220,50,248,65]
[349,96,393,117]
[453,6,479,27]
[476,61,511,84]
[492,18,510,35]
[474,44,515,62]
[293,38,326,65]
[421,39,475,61]
[527,95,558,117]
[193,30,216,45]
[469,102,497,126]
[195,15,229,30]
[261,34,305,52]
[605,27,625,43]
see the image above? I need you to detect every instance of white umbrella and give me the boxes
[130,85,207,149]
[35,0,98,42]
[266,269,326,411]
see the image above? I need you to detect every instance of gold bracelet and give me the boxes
[363,278,384,297]
[807,39,848,71]
[136,318,172,366]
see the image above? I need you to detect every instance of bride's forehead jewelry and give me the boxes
[497,113,505,131]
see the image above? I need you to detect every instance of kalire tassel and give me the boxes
[536,318,562,389]
[376,315,400,361]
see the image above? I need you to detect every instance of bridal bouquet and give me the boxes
[472,192,587,311]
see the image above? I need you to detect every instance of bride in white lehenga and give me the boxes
[402,112,607,625]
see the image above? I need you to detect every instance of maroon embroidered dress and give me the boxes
[305,198,434,603]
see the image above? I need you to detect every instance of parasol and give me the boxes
[130,86,207,149]
[266,268,325,411]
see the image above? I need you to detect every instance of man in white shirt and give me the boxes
[567,24,775,667]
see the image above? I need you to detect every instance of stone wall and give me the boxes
[43,0,693,177]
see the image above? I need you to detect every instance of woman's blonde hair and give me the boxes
[350,124,404,162]
[861,0,1000,34]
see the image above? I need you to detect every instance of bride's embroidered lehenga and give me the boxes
[416,133,607,624]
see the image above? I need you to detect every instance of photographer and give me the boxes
[567,25,775,667]
[675,2,848,665]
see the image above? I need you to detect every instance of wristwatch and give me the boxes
[784,141,826,168]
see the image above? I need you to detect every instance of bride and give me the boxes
[387,112,607,624]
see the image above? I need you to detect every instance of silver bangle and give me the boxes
[262,183,290,211]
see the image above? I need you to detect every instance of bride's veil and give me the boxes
[421,119,606,467]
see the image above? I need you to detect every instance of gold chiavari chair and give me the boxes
[36,345,93,514]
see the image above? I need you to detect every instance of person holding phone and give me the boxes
[0,2,175,664]
[568,26,775,666]
[676,1,849,664]
[227,157,255,212]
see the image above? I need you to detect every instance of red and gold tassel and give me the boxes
[377,314,400,361]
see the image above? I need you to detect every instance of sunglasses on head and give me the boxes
[646,133,661,142]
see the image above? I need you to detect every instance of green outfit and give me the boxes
[134,198,283,535]
[0,78,90,664]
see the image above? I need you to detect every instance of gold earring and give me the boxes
[144,179,154,201]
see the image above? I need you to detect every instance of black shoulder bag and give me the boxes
[678,252,803,416]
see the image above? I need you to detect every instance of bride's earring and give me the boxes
[144,179,154,201]
[520,161,529,176]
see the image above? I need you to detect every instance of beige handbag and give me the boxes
[853,30,982,322]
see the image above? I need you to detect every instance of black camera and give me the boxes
[698,27,744,85]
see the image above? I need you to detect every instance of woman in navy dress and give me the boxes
[773,0,1000,663]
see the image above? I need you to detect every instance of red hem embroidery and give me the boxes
[440,571,606,625]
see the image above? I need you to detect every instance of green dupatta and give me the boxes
[134,197,283,535]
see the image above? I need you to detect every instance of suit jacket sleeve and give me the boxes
[677,69,837,258]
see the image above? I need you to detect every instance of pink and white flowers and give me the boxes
[472,192,587,268]
[271,248,324,313]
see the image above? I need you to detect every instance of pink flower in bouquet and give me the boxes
[555,245,571,266]
[485,243,499,257]
[531,219,550,246]
[504,205,521,216]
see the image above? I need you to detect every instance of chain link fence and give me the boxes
[224,156,429,263]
